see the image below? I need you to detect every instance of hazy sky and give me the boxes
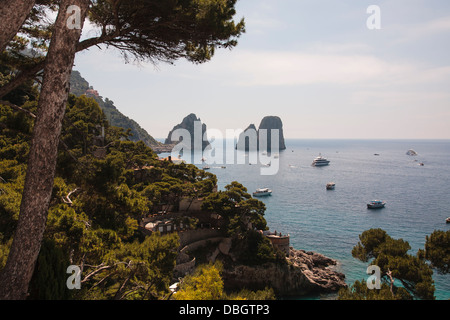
[74,0,450,140]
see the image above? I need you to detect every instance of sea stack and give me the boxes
[165,113,210,151]
[236,124,258,151]
[236,116,286,151]
[259,116,286,151]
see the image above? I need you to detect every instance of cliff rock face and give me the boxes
[70,70,162,148]
[236,124,258,151]
[165,113,210,151]
[236,116,286,151]
[258,116,286,151]
[222,248,346,297]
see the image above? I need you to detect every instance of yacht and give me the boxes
[253,188,272,197]
[367,200,386,209]
[312,154,330,167]
[326,182,335,190]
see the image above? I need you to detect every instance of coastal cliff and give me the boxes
[221,248,346,297]
[69,70,162,148]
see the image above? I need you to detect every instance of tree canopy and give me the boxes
[0,0,245,299]
[339,228,441,300]
[0,78,221,299]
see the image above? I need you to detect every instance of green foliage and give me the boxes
[78,232,179,300]
[88,0,245,64]
[422,230,450,274]
[0,0,247,300]
[69,70,162,148]
[237,230,283,266]
[174,262,276,300]
[348,228,436,300]
[228,287,276,300]
[202,181,268,236]
[0,91,219,299]
[175,262,224,300]
[28,238,72,300]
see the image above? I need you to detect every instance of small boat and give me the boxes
[367,200,386,209]
[326,182,335,190]
[446,217,450,224]
[406,149,418,156]
[312,154,330,167]
[253,188,272,197]
[202,165,210,170]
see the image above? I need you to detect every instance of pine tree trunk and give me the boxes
[0,0,90,300]
[0,0,36,51]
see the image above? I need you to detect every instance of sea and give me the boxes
[162,139,450,300]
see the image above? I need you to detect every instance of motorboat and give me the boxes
[446,217,450,224]
[326,182,335,190]
[406,149,418,156]
[202,165,210,170]
[367,200,386,209]
[312,154,330,167]
[253,188,272,197]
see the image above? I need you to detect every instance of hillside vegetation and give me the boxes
[0,78,277,299]
[70,70,162,148]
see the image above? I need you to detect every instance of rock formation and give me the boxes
[259,116,286,151]
[236,124,258,151]
[165,113,210,151]
[221,248,346,297]
[236,116,286,151]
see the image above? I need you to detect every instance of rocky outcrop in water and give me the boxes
[236,124,258,151]
[236,116,286,151]
[222,248,346,297]
[165,113,210,151]
[259,116,286,151]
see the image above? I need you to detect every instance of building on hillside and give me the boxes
[263,230,290,255]
[85,88,99,97]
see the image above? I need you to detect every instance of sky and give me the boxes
[73,0,450,140]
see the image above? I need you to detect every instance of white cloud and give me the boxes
[225,51,410,86]
[390,15,450,43]
[193,48,435,88]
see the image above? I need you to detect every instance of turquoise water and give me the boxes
[187,139,450,300]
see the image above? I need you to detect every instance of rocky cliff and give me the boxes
[222,248,346,297]
[165,113,210,151]
[258,116,286,151]
[69,70,162,148]
[236,116,286,151]
[236,124,258,151]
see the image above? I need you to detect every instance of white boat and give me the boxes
[312,154,330,167]
[253,188,272,197]
[446,217,450,224]
[367,200,386,209]
[202,165,210,170]
[326,182,335,190]
[406,149,418,156]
